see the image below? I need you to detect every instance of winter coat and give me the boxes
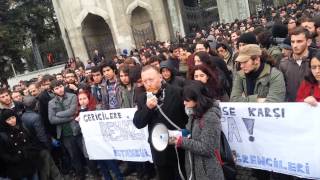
[210,56,233,96]
[21,110,50,149]
[267,45,282,67]
[101,80,121,110]
[279,48,318,101]
[296,80,320,102]
[117,83,137,108]
[160,60,186,88]
[0,101,25,118]
[180,103,224,180]
[133,83,188,166]
[38,90,56,138]
[0,120,41,179]
[230,63,286,102]
[48,92,80,139]
[223,46,235,71]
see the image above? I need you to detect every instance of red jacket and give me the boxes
[296,80,320,102]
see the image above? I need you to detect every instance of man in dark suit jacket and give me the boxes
[133,65,188,180]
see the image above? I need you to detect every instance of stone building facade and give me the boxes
[52,0,252,61]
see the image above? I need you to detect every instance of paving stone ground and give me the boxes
[62,165,300,180]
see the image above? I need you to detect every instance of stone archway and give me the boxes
[82,13,116,60]
[131,7,155,48]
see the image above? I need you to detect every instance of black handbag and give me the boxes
[214,131,237,180]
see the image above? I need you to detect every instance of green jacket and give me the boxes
[230,64,286,102]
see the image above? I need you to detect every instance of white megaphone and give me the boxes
[151,123,169,151]
[151,123,183,151]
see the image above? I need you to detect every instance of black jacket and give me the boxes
[160,60,186,88]
[133,83,188,166]
[0,120,42,179]
[38,90,56,137]
[21,110,50,149]
[0,101,25,117]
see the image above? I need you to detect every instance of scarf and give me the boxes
[245,63,265,96]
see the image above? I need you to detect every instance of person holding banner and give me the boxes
[117,65,148,178]
[133,65,188,180]
[48,80,86,180]
[296,51,320,105]
[230,44,286,103]
[279,27,318,102]
[171,81,225,180]
[76,91,123,180]
[230,44,288,180]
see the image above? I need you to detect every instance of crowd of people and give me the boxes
[1,0,320,180]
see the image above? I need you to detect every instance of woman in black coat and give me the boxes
[0,109,41,180]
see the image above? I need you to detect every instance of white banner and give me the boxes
[220,102,320,179]
[79,108,152,162]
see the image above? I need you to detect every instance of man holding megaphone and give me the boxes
[133,65,188,180]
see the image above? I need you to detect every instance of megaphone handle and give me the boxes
[157,105,187,179]
[157,104,181,130]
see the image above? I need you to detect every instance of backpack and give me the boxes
[214,131,237,180]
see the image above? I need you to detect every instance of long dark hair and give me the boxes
[305,52,320,84]
[183,81,213,118]
[194,51,219,72]
[189,64,220,99]
[118,65,133,86]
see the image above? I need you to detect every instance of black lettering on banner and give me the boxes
[273,108,280,118]
[83,114,88,122]
[242,118,255,142]
[248,108,256,117]
[90,114,95,121]
[83,111,127,122]
[117,112,122,119]
[222,106,237,116]
[248,107,285,118]
[264,108,271,117]
[97,113,102,120]
[257,108,264,117]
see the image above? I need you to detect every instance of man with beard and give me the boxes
[64,69,79,94]
[280,27,319,101]
[38,74,56,138]
[28,82,41,97]
[231,44,287,180]
[48,80,85,180]
[230,44,286,102]
[133,65,187,180]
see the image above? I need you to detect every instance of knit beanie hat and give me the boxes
[0,109,16,122]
